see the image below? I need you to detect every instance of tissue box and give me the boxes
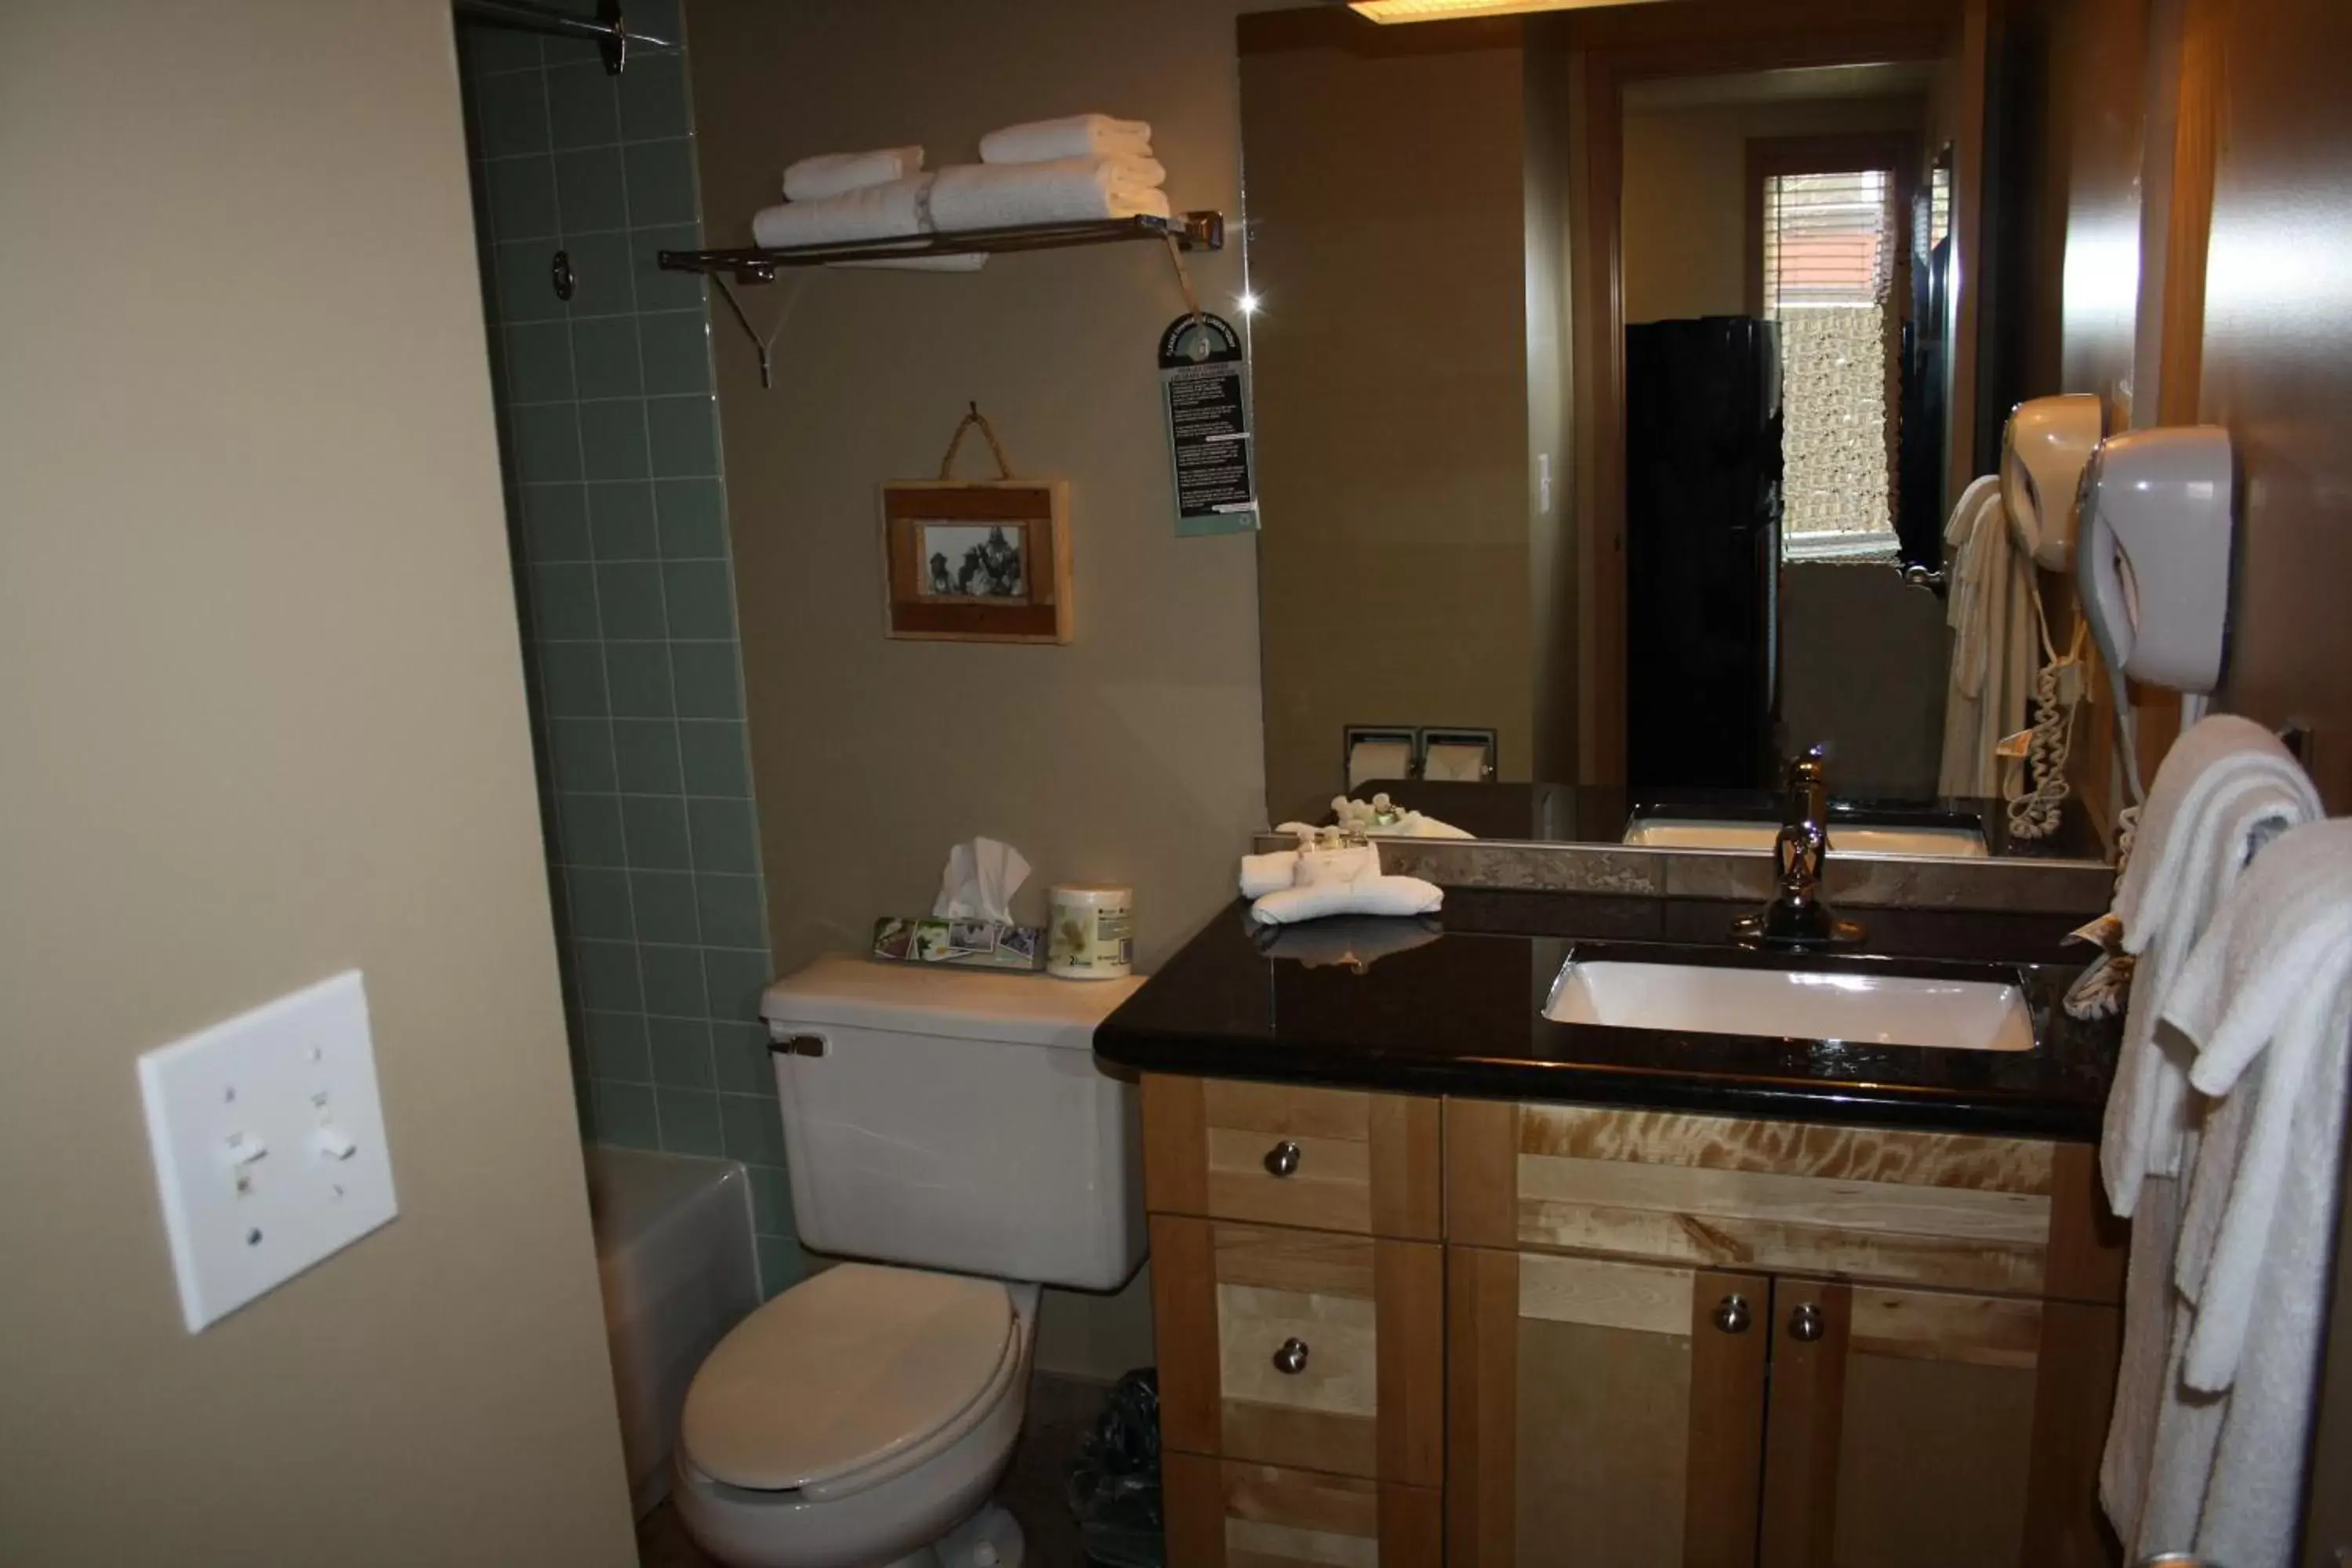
[871,916,1046,972]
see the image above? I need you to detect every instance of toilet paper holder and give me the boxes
[1341,726,1498,788]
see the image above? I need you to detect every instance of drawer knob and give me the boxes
[1263,1140,1302,1178]
[1272,1337,1309,1375]
[1711,1294,1751,1334]
[1790,1302,1825,1343]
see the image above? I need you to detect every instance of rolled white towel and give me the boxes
[750,174,933,250]
[782,146,925,202]
[929,158,1171,232]
[1240,851,1299,901]
[981,114,1152,165]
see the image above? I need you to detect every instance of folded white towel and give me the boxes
[1240,851,1299,901]
[980,114,1153,165]
[2100,715,2321,1219]
[750,173,934,250]
[928,158,1171,232]
[1251,840,1441,925]
[783,146,924,202]
[1251,874,1443,926]
[2140,820,2352,1566]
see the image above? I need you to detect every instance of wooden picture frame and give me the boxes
[878,478,1073,644]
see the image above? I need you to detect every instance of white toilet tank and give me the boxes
[761,956,1148,1290]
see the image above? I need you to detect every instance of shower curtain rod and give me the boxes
[452,0,670,74]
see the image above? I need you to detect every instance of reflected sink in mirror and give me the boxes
[1544,949,2035,1051]
[1621,815,1991,858]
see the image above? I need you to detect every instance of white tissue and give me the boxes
[933,837,1032,926]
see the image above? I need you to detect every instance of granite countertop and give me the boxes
[1095,889,2122,1141]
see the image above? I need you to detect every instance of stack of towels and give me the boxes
[1240,838,1443,927]
[2095,715,2350,1567]
[750,115,1170,256]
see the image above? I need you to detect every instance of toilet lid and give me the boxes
[680,1263,1014,1492]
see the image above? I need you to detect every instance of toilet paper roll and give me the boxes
[1423,742,1489,782]
[1347,739,1414,791]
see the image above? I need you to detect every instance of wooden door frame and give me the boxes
[1552,0,1982,784]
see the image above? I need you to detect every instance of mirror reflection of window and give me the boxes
[1759,165,1901,561]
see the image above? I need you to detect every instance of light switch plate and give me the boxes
[137,971,397,1332]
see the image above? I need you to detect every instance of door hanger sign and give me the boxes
[1159,312,1260,537]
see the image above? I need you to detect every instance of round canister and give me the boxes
[1048,883,1134,981]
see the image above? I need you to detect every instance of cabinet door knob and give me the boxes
[1263,1139,1302,1178]
[1272,1337,1309,1374]
[1790,1302,1825,1342]
[1711,1294,1751,1334]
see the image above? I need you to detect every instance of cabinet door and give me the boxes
[1759,1279,2122,1568]
[1448,1246,1771,1567]
[1165,1454,1442,1567]
[1154,1216,1445,1486]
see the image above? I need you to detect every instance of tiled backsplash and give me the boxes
[457,4,801,1298]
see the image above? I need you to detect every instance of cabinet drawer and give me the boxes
[1154,1216,1444,1486]
[1143,1075,1442,1240]
[1165,1454,1442,1567]
[1445,1099,2126,1301]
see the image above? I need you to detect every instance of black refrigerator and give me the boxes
[1624,316,1783,791]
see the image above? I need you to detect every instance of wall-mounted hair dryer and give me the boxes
[2074,425,2235,698]
[2002,393,2103,570]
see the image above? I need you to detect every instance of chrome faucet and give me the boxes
[1735,746,1864,948]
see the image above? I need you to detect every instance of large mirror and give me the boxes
[1239,5,2105,862]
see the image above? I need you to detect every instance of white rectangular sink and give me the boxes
[1544,957,2035,1051]
[1622,817,1990,858]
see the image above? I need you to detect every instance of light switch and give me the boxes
[136,971,397,1332]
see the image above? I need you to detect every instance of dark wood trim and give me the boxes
[1162,1450,1229,1568]
[1140,1073,1208,1216]
[1375,1240,1448,1487]
[1446,1244,1520,1566]
[1151,1214,1223,1457]
[1758,1277,1853,1568]
[2044,1140,2130,1305]
[2020,1301,2125,1566]
[1686,1269,1773,1568]
[1440,1096,1519,1248]
[1368,1092,1446,1241]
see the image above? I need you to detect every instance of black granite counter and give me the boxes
[1096,889,2120,1141]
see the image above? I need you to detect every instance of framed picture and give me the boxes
[879,478,1073,644]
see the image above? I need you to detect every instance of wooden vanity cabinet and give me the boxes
[1140,1076,2127,1568]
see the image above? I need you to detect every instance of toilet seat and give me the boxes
[680,1264,1015,1500]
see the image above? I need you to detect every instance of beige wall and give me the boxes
[686,0,1276,1379]
[1622,94,1929,323]
[1243,25,1537,819]
[0,4,633,1565]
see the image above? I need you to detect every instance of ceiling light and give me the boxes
[1346,0,1672,21]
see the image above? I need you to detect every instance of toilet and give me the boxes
[671,955,1148,1568]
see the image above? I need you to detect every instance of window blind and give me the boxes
[1760,169,1894,318]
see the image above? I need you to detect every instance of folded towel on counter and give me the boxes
[782,146,924,202]
[750,173,935,249]
[980,113,1153,165]
[929,158,1170,232]
[1250,840,1442,926]
[2101,716,2322,1219]
[1240,851,1299,901]
[2129,820,2352,1567]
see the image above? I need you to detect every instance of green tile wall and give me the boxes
[458,4,804,1300]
